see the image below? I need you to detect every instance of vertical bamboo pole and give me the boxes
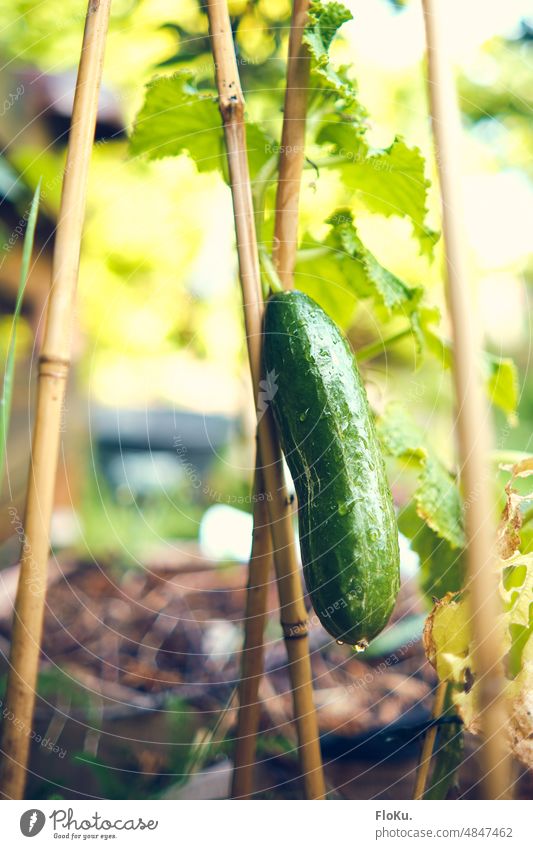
[206,0,325,800]
[421,0,511,799]
[0,0,112,800]
[231,467,272,799]
[273,0,310,288]
[231,0,312,798]
[413,680,447,799]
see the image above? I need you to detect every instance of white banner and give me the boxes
[1,799,530,848]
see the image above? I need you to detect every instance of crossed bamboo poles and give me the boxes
[206,0,325,800]
[0,0,509,801]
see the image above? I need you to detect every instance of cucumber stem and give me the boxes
[356,327,412,362]
[259,247,284,296]
[251,154,278,244]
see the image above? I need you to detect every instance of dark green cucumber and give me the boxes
[263,290,400,648]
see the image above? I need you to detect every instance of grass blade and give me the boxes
[0,180,41,487]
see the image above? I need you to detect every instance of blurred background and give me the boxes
[0,0,531,800]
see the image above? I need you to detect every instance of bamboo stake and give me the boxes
[206,0,325,800]
[231,0,312,798]
[231,467,272,799]
[413,680,447,799]
[0,0,112,800]
[421,0,511,799]
[272,0,311,288]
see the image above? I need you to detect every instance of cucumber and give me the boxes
[263,290,400,648]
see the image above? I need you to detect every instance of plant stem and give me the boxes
[259,246,284,295]
[296,245,330,262]
[413,680,447,799]
[0,0,112,800]
[251,154,278,245]
[422,0,511,800]
[206,0,325,800]
[272,0,311,288]
[356,327,412,363]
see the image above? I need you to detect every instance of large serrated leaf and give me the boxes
[304,1,366,121]
[327,209,423,316]
[304,0,353,58]
[346,138,439,258]
[295,210,424,332]
[129,72,273,179]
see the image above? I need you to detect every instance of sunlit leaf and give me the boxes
[304,1,355,99]
[295,232,358,328]
[398,503,465,600]
[345,138,439,257]
[484,354,519,425]
[419,317,519,422]
[304,1,367,131]
[378,403,465,550]
[326,209,423,315]
[295,210,425,332]
[130,72,273,179]
[423,531,533,769]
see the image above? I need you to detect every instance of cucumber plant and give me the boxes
[129,0,526,793]
[130,0,516,595]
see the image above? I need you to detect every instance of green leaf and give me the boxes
[484,353,519,425]
[295,210,425,333]
[378,403,465,550]
[304,1,353,99]
[304,1,353,58]
[316,134,438,257]
[327,209,423,316]
[0,180,41,487]
[303,4,436,258]
[294,233,358,328]
[424,549,533,767]
[399,503,465,599]
[129,72,272,179]
[419,318,519,422]
[304,1,366,122]
[130,74,221,168]
[315,115,367,155]
[342,138,439,258]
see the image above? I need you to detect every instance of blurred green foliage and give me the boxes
[1,0,531,567]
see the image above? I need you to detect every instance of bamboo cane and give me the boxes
[0,0,112,800]
[273,0,310,288]
[230,466,272,799]
[413,680,447,799]
[206,0,325,800]
[421,0,511,799]
[231,0,312,798]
